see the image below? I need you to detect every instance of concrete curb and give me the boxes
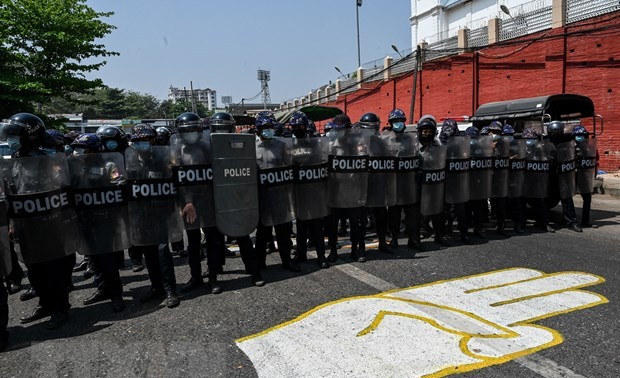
[599,174,620,197]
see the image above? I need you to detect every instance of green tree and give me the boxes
[0,0,118,118]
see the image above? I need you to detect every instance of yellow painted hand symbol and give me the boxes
[236,268,607,377]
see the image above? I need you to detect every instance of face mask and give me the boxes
[181,131,201,144]
[73,147,86,155]
[292,129,306,138]
[575,136,586,143]
[260,128,275,140]
[7,136,21,152]
[43,148,57,155]
[105,140,119,151]
[392,122,405,133]
[133,141,151,152]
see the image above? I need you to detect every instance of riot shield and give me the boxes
[211,133,259,237]
[555,141,577,200]
[0,154,77,264]
[444,136,470,204]
[523,140,551,199]
[327,128,369,208]
[469,136,494,201]
[385,132,420,205]
[491,136,511,198]
[365,133,396,207]
[171,133,215,230]
[0,200,10,276]
[68,152,130,255]
[576,138,597,194]
[291,137,330,221]
[508,139,526,198]
[420,144,447,216]
[256,137,295,227]
[125,146,183,246]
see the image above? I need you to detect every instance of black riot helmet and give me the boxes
[0,112,46,153]
[96,125,128,152]
[175,112,202,132]
[417,116,437,145]
[155,127,172,145]
[359,112,381,130]
[546,120,565,136]
[210,112,236,133]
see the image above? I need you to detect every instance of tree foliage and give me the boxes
[0,0,118,118]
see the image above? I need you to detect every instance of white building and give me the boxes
[410,0,541,45]
[168,86,217,111]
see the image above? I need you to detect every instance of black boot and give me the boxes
[208,273,222,294]
[357,242,366,263]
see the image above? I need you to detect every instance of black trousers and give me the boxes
[6,242,23,284]
[171,239,185,252]
[509,197,526,227]
[128,245,142,266]
[0,279,7,335]
[187,227,226,279]
[525,198,550,226]
[91,252,123,298]
[235,235,259,274]
[388,203,421,242]
[369,207,388,242]
[25,253,75,313]
[138,244,176,295]
[490,197,507,228]
[561,197,578,225]
[467,199,487,232]
[329,208,363,248]
[580,192,592,226]
[255,223,293,267]
[296,218,326,261]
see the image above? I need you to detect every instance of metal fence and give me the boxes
[567,0,620,23]
[282,0,620,107]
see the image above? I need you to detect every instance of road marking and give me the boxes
[238,266,607,378]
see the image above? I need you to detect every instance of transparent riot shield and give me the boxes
[576,138,597,194]
[508,139,526,198]
[469,136,494,201]
[0,154,77,264]
[0,200,10,276]
[523,140,551,199]
[292,137,330,221]
[385,132,420,205]
[327,128,370,208]
[125,146,183,246]
[211,133,259,237]
[256,137,295,227]
[555,141,577,200]
[171,133,215,230]
[420,144,447,216]
[444,136,470,204]
[491,136,511,198]
[363,133,396,207]
[68,152,130,255]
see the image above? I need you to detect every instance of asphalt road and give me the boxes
[1,194,619,378]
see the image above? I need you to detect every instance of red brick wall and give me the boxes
[319,12,620,172]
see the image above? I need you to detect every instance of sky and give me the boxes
[86,0,412,105]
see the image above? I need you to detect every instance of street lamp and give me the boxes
[500,5,513,19]
[334,66,347,80]
[391,44,404,59]
[356,0,362,68]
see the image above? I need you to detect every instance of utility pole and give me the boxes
[190,81,197,114]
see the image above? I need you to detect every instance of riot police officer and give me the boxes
[522,127,554,232]
[126,124,181,307]
[1,113,77,329]
[155,127,172,146]
[573,125,597,228]
[359,112,396,253]
[385,109,423,251]
[547,120,582,232]
[289,111,330,268]
[254,112,300,272]
[209,112,265,286]
[417,116,447,245]
[69,134,127,312]
[486,122,511,236]
[504,124,527,234]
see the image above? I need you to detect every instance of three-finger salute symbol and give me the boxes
[237,268,607,377]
